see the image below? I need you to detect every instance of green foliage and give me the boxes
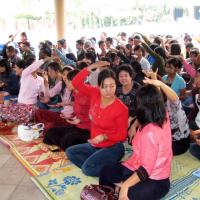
[13,0,172,30]
[66,3,171,29]
[15,13,41,20]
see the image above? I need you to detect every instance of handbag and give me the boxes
[80,184,118,200]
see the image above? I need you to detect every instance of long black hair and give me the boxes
[135,84,166,128]
[155,46,168,60]
[61,66,73,96]
[0,59,11,77]
[48,62,62,73]
[67,69,80,81]
[98,69,117,88]
[170,43,181,55]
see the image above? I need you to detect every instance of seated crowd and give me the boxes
[0,31,200,200]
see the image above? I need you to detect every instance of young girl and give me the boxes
[162,58,186,99]
[38,61,63,111]
[66,61,128,177]
[99,83,172,200]
[35,66,74,131]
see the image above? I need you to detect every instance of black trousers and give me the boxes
[189,120,199,131]
[172,136,190,155]
[43,125,90,151]
[99,163,170,200]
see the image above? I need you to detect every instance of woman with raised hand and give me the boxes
[134,33,166,76]
[0,57,51,124]
[66,61,128,177]
[99,81,172,200]
[129,70,190,156]
[143,77,190,155]
[35,66,74,132]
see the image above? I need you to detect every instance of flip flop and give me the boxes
[38,142,49,152]
[48,151,66,160]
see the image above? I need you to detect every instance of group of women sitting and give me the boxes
[0,32,200,200]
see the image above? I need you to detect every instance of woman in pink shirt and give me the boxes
[99,83,172,200]
[0,58,50,124]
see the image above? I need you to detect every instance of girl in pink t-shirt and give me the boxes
[35,66,74,132]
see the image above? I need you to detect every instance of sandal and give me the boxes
[48,145,60,152]
[48,151,66,160]
[38,142,49,152]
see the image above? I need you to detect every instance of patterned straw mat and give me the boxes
[32,149,200,199]
[0,123,68,176]
[1,124,199,199]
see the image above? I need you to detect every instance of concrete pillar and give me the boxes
[54,0,65,40]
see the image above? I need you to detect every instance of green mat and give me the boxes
[162,151,200,200]
[32,148,200,200]
[32,164,98,200]
[32,142,132,200]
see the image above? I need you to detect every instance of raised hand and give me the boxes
[143,77,162,87]
[43,71,49,85]
[87,61,110,71]
[142,68,158,80]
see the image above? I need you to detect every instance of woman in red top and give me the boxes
[66,61,128,177]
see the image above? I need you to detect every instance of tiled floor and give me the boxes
[0,143,48,200]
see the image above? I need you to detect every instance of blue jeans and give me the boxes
[3,95,18,103]
[37,101,62,112]
[189,143,200,160]
[65,142,125,177]
[181,96,193,115]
